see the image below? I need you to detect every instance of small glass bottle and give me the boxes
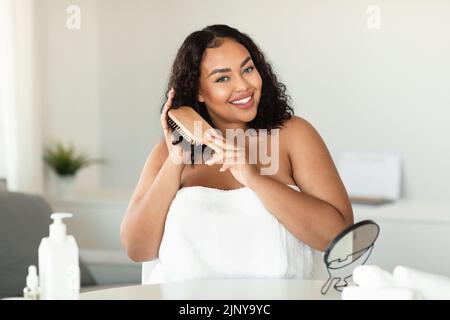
[23,265,41,300]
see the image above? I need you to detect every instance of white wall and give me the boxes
[37,0,101,192]
[37,0,100,194]
[95,0,173,188]
[38,0,450,201]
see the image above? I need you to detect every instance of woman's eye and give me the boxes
[244,67,254,72]
[215,67,254,83]
[215,76,229,83]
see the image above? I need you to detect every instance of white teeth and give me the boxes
[230,95,251,105]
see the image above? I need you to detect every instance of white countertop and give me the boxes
[80,279,340,300]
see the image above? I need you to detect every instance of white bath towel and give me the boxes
[393,266,450,300]
[142,184,326,284]
[342,286,417,300]
[345,264,450,300]
[353,265,396,289]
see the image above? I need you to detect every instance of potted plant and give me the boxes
[43,142,105,199]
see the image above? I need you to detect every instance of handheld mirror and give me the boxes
[321,219,380,295]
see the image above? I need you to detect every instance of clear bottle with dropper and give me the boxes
[23,265,40,300]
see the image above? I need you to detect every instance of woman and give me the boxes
[120,25,353,284]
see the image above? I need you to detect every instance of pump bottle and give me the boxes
[38,213,80,300]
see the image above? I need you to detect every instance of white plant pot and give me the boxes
[56,175,76,200]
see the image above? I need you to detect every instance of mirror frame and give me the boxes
[323,219,380,264]
[321,219,380,295]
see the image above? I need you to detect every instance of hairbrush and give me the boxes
[167,106,218,152]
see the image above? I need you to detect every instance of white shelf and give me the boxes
[48,189,450,226]
[79,249,141,286]
[353,199,450,225]
[80,249,136,265]
[47,188,132,211]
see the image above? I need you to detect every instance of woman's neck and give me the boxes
[210,119,248,137]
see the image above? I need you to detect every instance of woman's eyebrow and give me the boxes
[207,56,252,78]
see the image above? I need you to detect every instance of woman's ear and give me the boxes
[198,91,205,103]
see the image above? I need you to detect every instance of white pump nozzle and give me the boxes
[49,212,73,242]
[26,265,39,289]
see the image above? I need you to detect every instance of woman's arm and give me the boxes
[247,117,354,252]
[120,139,184,262]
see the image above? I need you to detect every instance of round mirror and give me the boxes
[321,220,380,295]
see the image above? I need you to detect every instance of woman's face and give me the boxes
[198,38,262,128]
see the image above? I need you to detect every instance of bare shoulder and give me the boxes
[280,115,323,150]
[282,115,316,130]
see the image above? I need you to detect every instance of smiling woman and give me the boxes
[120,24,353,285]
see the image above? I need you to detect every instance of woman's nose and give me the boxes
[234,74,250,92]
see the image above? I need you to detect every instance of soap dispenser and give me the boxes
[38,213,80,300]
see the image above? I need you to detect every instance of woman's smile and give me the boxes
[230,93,254,109]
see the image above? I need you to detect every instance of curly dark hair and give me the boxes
[162,24,295,164]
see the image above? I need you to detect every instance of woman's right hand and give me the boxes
[161,88,189,166]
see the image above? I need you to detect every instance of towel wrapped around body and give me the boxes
[142,184,326,284]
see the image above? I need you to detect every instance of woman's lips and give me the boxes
[229,94,254,109]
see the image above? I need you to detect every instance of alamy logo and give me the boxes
[66,5,81,30]
[366,5,382,30]
[170,122,280,176]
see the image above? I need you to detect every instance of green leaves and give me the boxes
[43,142,105,177]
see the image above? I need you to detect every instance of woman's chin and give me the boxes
[231,103,258,120]
[241,108,258,123]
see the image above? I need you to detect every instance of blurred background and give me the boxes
[1,0,449,293]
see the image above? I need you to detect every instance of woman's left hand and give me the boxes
[204,131,260,187]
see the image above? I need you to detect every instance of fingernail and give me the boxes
[219,168,224,172]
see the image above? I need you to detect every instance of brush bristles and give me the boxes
[167,117,202,146]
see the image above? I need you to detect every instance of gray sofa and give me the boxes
[0,192,96,299]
